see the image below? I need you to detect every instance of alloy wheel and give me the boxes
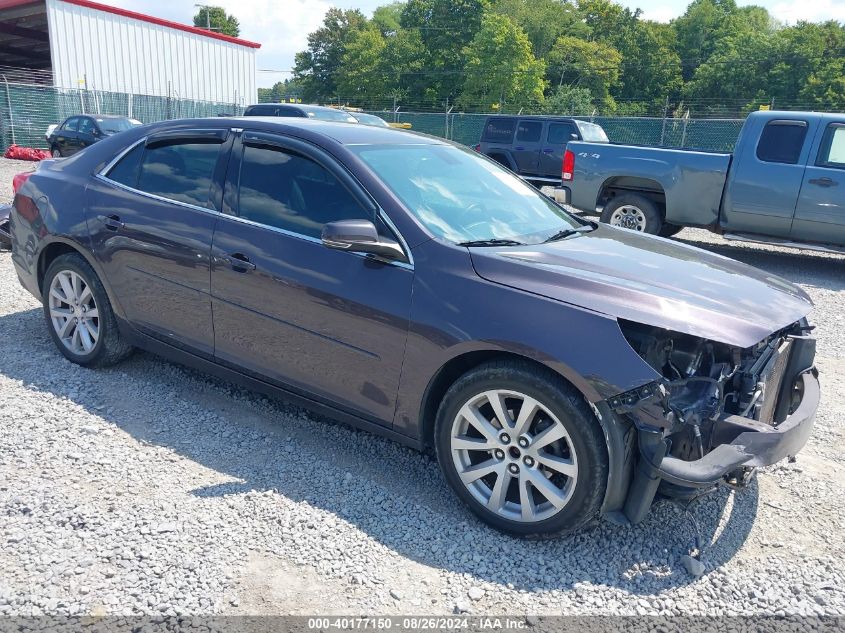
[450,389,578,523]
[48,270,99,355]
[609,205,647,231]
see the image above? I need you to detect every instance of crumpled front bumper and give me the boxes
[620,333,819,524]
[646,369,818,489]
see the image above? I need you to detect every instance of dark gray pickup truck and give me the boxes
[560,110,845,251]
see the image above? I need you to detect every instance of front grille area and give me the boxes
[758,339,792,424]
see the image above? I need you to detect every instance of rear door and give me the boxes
[722,117,817,236]
[87,128,231,356]
[512,119,543,176]
[791,121,845,246]
[540,121,578,178]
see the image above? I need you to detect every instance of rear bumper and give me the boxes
[540,185,570,205]
[649,369,819,489]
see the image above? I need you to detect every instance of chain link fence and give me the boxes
[0,80,744,153]
[0,81,241,150]
[368,110,745,152]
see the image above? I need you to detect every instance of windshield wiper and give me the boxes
[457,238,525,247]
[543,224,595,243]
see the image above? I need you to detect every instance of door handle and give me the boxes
[514,146,525,151]
[809,177,838,187]
[96,214,124,231]
[542,148,554,153]
[222,253,256,272]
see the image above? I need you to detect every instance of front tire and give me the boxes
[42,253,132,367]
[601,194,662,235]
[435,360,609,537]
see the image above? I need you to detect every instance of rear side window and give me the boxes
[816,123,845,169]
[245,105,277,116]
[516,121,542,143]
[237,142,371,239]
[548,123,577,144]
[481,118,516,143]
[63,117,79,132]
[756,120,807,164]
[137,140,222,207]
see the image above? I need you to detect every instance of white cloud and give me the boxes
[767,0,845,23]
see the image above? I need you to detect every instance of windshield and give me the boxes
[307,108,358,123]
[96,118,141,133]
[576,122,609,143]
[355,113,390,127]
[351,144,581,244]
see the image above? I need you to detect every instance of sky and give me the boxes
[114,0,845,88]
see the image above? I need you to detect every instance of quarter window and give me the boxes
[516,121,542,143]
[481,118,516,143]
[106,143,144,188]
[137,140,222,207]
[237,143,371,239]
[756,120,807,165]
[816,123,845,169]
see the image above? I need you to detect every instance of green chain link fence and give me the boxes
[0,81,745,153]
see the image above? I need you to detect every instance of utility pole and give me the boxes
[194,4,215,31]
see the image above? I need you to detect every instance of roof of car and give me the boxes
[247,103,336,112]
[227,116,446,146]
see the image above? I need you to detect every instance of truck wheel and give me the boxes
[601,194,662,235]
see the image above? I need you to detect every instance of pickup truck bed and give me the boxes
[567,144,731,228]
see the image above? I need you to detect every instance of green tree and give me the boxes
[460,13,546,110]
[257,79,305,103]
[672,0,737,80]
[193,6,240,37]
[373,2,405,34]
[293,8,369,102]
[769,21,845,107]
[401,0,490,102]
[547,35,621,108]
[541,85,593,114]
[491,0,588,58]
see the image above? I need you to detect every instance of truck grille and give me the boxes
[758,340,792,424]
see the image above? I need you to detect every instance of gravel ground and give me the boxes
[0,157,843,618]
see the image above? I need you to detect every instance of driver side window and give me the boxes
[236,142,373,239]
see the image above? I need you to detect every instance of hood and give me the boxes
[470,225,812,348]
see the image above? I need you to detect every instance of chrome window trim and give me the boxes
[95,133,415,270]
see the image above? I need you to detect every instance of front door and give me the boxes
[512,120,543,176]
[791,121,845,246]
[210,131,413,424]
[86,129,231,356]
[723,117,815,236]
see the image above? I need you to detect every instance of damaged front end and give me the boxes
[611,319,819,524]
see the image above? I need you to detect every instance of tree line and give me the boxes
[258,0,845,117]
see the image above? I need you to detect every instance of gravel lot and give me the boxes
[0,157,843,618]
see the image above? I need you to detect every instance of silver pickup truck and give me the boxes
[557,110,845,251]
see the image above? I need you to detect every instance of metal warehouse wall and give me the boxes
[45,0,257,104]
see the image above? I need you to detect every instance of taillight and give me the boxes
[562,149,575,181]
[12,172,31,194]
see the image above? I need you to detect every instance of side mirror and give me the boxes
[321,219,406,262]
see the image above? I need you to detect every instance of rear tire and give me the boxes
[601,194,662,235]
[51,147,62,158]
[42,253,133,367]
[434,360,609,537]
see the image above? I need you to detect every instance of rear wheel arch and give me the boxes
[36,240,124,318]
[597,176,667,218]
[486,152,514,170]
